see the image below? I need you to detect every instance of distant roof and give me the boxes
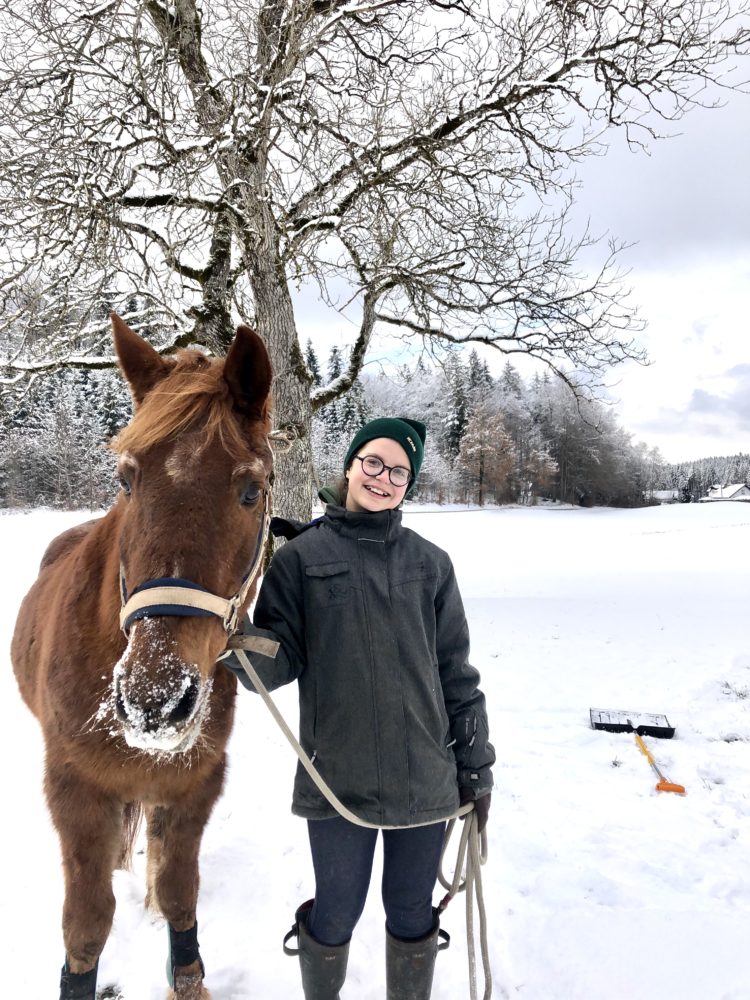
[706,483,750,499]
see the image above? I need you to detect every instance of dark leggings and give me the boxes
[306,816,446,946]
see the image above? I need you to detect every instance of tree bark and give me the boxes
[249,249,314,522]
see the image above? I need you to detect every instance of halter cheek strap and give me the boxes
[119,490,270,636]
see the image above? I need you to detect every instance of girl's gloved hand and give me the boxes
[460,789,491,833]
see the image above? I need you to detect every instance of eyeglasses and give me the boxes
[353,454,412,488]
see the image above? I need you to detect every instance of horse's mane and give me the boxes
[111,349,270,459]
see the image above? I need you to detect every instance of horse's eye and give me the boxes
[241,486,260,507]
[118,475,132,496]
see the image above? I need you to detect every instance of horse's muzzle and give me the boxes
[114,672,199,732]
[112,654,211,754]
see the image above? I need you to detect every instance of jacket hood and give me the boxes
[317,483,341,505]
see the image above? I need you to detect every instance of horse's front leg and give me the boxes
[146,764,224,1000]
[45,760,121,999]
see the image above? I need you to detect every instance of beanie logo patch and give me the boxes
[405,435,417,453]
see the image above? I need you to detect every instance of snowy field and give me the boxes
[2,501,749,999]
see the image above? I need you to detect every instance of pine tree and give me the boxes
[305,340,322,387]
[466,350,493,410]
[311,345,370,490]
[319,346,344,437]
[441,353,469,462]
[95,371,132,440]
[499,361,523,397]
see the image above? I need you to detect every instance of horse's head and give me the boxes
[108,313,273,754]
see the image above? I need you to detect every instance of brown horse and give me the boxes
[11,314,273,1000]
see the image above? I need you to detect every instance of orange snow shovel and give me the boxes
[590,709,686,795]
[633,730,686,795]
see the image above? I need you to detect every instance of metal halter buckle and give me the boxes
[223,594,243,635]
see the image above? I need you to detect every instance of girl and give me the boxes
[224,417,494,1000]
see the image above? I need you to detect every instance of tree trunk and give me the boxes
[249,251,313,523]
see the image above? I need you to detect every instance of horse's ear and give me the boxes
[111,313,172,406]
[223,325,272,421]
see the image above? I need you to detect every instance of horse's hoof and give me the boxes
[166,982,211,999]
[167,962,211,999]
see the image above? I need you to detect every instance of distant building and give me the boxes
[649,489,681,504]
[701,483,750,502]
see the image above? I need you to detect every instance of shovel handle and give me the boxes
[634,733,655,764]
[635,734,686,794]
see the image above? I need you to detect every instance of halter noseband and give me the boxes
[119,490,270,637]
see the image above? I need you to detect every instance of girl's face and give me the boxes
[345,437,412,513]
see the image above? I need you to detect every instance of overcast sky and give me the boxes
[571,83,750,464]
[295,81,750,467]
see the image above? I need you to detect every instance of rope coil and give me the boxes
[438,816,491,1000]
[232,647,492,999]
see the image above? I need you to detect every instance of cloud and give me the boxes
[686,367,750,427]
[627,360,750,460]
[633,405,746,460]
[673,366,750,425]
[573,87,750,268]
[686,388,727,415]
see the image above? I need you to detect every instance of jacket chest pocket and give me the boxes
[305,561,351,607]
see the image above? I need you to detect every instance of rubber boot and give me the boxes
[283,900,350,1000]
[59,960,98,1000]
[385,911,449,1000]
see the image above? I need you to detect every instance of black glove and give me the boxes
[460,788,491,833]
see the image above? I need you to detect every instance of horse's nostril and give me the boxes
[142,706,161,733]
[168,677,200,726]
[114,680,127,722]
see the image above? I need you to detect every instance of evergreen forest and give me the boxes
[1,341,747,512]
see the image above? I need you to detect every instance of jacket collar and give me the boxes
[323,503,402,541]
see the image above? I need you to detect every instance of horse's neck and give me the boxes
[67,507,126,633]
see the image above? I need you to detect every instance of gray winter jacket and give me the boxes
[223,504,495,827]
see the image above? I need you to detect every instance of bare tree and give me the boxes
[0,0,747,515]
[458,402,516,505]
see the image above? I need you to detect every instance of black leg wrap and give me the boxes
[59,960,98,1000]
[167,922,205,988]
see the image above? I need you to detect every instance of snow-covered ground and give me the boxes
[2,502,749,999]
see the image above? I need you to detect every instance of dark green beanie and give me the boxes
[344,417,427,491]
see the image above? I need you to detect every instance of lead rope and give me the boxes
[232,647,492,999]
[438,817,491,1000]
